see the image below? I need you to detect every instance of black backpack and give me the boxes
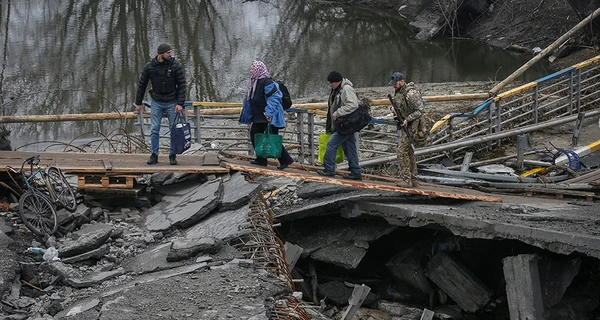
[266,80,293,110]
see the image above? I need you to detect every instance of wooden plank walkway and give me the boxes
[0,150,501,202]
[0,151,229,175]
[222,159,502,203]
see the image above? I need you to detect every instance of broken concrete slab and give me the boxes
[66,269,125,289]
[59,224,113,258]
[283,217,395,269]
[56,298,100,318]
[121,243,187,274]
[185,203,251,242]
[317,281,376,307]
[219,172,261,210]
[56,204,91,227]
[347,200,600,259]
[274,191,406,223]
[61,244,109,264]
[311,242,368,270]
[46,262,124,288]
[539,257,581,308]
[296,181,361,199]
[99,296,136,319]
[503,254,545,320]
[0,218,12,234]
[427,251,492,313]
[162,172,201,186]
[409,6,445,41]
[386,244,432,300]
[0,229,14,247]
[145,179,223,232]
[546,296,599,320]
[166,237,222,262]
[0,247,18,299]
[102,262,208,298]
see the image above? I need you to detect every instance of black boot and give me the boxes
[147,153,158,165]
[169,154,177,165]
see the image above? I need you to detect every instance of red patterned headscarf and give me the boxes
[248,60,270,99]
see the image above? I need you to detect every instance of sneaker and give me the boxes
[169,154,177,165]
[344,173,362,181]
[250,160,267,166]
[147,153,158,165]
[410,180,420,188]
[317,170,335,177]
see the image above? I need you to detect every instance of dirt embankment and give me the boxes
[328,0,598,60]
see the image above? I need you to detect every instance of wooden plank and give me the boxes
[83,186,144,196]
[78,175,137,189]
[222,162,502,203]
[223,151,498,198]
[566,169,600,184]
[102,159,113,171]
[524,188,596,197]
[0,151,229,175]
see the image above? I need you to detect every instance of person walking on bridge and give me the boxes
[135,43,187,165]
[317,71,362,181]
[388,72,424,188]
[242,60,294,170]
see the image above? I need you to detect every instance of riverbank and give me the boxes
[323,0,596,62]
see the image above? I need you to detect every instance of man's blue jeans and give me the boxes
[323,131,361,176]
[150,100,177,155]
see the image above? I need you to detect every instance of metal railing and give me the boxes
[422,55,600,163]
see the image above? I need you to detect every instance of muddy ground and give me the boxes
[330,0,595,55]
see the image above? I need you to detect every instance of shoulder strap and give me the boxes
[265,80,278,98]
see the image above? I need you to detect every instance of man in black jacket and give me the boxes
[135,43,187,165]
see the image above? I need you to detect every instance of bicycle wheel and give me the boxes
[46,167,77,212]
[18,189,58,236]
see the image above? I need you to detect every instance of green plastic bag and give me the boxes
[254,126,283,158]
[318,133,344,164]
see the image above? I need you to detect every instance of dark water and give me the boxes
[0,0,549,148]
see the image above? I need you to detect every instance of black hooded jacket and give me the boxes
[135,56,186,105]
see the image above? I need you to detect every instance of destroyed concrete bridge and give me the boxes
[3,56,600,320]
[2,144,600,319]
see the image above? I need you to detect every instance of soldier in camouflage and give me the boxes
[388,72,424,188]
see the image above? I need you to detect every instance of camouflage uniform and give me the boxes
[392,82,424,187]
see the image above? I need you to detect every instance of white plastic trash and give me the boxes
[42,247,60,261]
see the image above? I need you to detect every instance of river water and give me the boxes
[0,0,549,149]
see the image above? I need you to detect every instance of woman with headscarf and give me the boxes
[240,60,293,170]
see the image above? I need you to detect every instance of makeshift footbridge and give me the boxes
[0,150,501,202]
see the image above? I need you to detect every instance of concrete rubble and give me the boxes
[0,171,318,319]
[2,147,600,320]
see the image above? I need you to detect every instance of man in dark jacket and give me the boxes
[135,43,187,165]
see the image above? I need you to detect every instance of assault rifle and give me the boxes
[388,94,410,137]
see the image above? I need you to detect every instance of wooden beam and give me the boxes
[222,162,502,202]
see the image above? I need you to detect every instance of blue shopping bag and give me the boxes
[171,112,192,154]
[239,99,253,125]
